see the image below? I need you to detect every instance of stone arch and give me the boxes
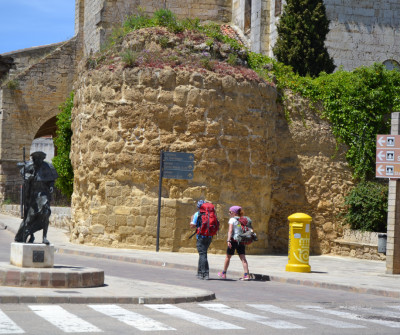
[0,39,78,202]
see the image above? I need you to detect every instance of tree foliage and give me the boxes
[52,92,74,199]
[273,0,335,77]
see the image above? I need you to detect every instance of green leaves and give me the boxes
[273,0,335,77]
[344,181,388,232]
[52,92,74,200]
[312,64,397,180]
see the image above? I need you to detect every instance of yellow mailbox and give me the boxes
[286,213,311,273]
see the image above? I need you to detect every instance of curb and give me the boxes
[57,247,400,299]
[0,293,216,304]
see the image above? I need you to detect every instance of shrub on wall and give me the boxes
[343,181,388,232]
[52,92,74,199]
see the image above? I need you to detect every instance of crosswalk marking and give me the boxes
[248,304,365,329]
[89,304,175,331]
[29,305,101,333]
[0,310,24,334]
[199,303,304,329]
[0,303,399,333]
[146,304,243,329]
[299,305,400,328]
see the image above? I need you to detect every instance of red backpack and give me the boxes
[197,203,219,237]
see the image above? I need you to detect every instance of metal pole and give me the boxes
[164,0,167,9]
[156,150,164,252]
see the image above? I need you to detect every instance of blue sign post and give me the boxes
[156,151,195,251]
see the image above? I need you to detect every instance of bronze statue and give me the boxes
[14,151,58,244]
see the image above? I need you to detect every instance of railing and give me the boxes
[3,180,70,207]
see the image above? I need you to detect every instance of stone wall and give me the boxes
[261,1,400,70]
[1,43,64,80]
[0,38,78,201]
[70,63,279,254]
[331,229,386,261]
[76,0,400,69]
[70,55,354,254]
[267,91,354,254]
[324,0,400,71]
[77,0,232,56]
[1,205,71,231]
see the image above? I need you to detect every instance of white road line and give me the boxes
[89,304,175,331]
[29,305,101,333]
[299,305,400,328]
[0,310,24,334]
[248,304,364,329]
[146,304,243,330]
[199,303,304,329]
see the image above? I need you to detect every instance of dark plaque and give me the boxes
[32,250,45,263]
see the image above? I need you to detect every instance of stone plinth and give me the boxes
[0,262,104,288]
[10,243,54,268]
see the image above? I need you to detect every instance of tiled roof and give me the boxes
[220,25,245,46]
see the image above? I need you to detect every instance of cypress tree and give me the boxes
[273,0,335,77]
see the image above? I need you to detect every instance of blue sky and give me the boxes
[0,0,75,54]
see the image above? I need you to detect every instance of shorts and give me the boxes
[227,240,245,256]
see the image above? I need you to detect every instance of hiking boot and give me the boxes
[217,272,226,279]
[239,274,250,281]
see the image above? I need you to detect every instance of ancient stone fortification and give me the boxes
[70,51,353,255]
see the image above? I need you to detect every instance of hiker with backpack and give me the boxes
[190,200,219,280]
[218,205,253,281]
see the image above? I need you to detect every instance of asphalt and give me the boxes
[1,213,400,304]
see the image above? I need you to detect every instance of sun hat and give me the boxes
[229,206,242,215]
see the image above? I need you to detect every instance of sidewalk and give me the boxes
[1,213,400,304]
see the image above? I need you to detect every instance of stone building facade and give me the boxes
[0,0,396,255]
[76,0,400,71]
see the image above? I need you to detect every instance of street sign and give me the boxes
[376,149,400,163]
[163,152,194,162]
[163,160,194,171]
[162,151,194,180]
[376,135,400,148]
[156,151,195,251]
[376,163,400,178]
[376,135,400,178]
[163,170,194,180]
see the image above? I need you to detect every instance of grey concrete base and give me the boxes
[10,242,54,268]
[0,262,104,288]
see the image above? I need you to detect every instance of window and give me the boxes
[383,59,400,71]
[275,0,282,16]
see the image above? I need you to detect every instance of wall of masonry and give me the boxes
[0,39,78,201]
[78,0,232,57]
[324,0,400,71]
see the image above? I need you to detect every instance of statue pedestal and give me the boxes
[10,242,54,268]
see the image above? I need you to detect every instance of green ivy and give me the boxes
[249,52,400,181]
[52,92,74,199]
[343,181,388,232]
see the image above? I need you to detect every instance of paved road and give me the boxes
[1,301,400,334]
[2,226,400,334]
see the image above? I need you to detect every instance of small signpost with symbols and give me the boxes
[156,151,195,251]
[376,135,400,178]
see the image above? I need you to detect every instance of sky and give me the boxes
[0,0,75,54]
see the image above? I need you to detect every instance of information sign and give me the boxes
[376,135,400,178]
[162,151,194,180]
